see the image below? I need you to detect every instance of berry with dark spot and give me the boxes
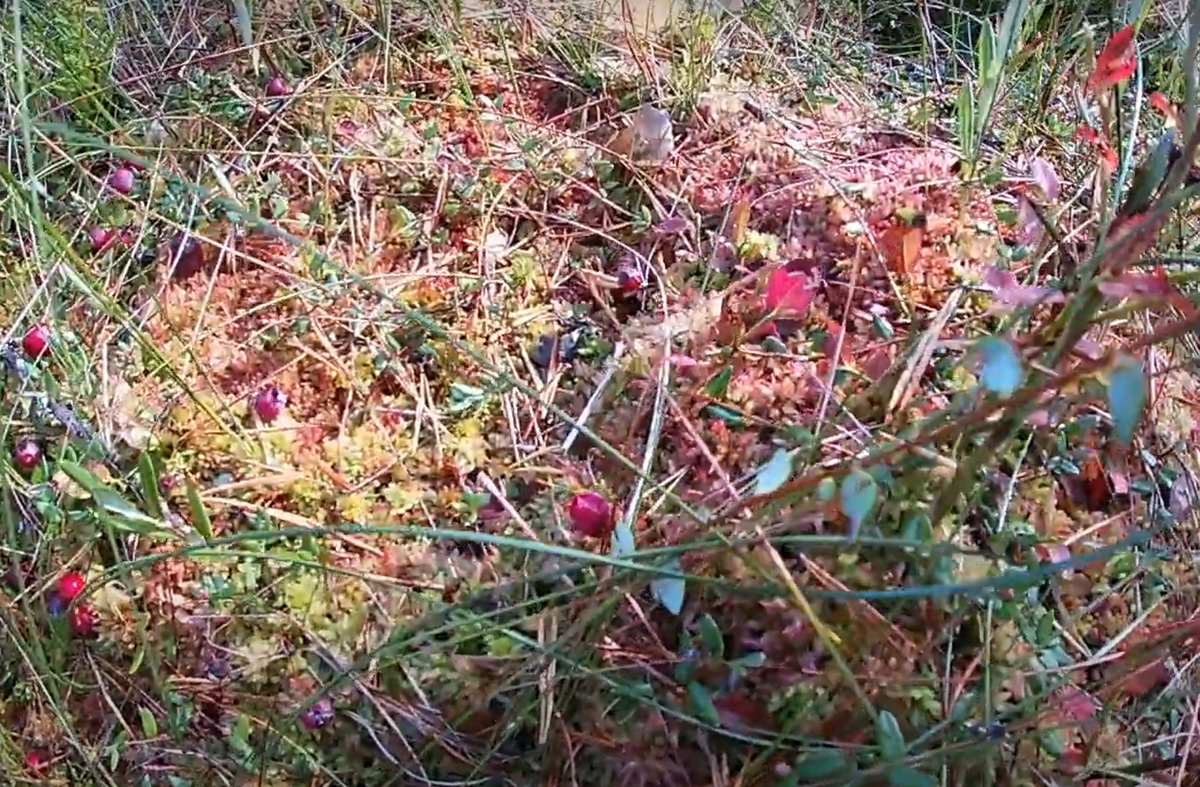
[57,572,86,603]
[266,76,290,97]
[616,262,644,293]
[253,385,287,423]
[13,438,42,471]
[108,167,135,195]
[565,491,612,538]
[300,697,334,729]
[21,325,49,359]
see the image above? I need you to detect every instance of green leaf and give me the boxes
[976,336,1023,396]
[816,476,837,502]
[186,479,215,543]
[1122,130,1175,215]
[137,454,164,519]
[1108,355,1146,446]
[696,613,724,658]
[705,365,733,397]
[887,764,937,787]
[651,558,685,615]
[839,470,878,538]
[791,749,850,782]
[686,681,721,726]
[875,710,906,760]
[753,448,793,496]
[610,517,636,557]
[139,706,158,739]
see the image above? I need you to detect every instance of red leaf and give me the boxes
[1076,125,1119,173]
[1150,92,1182,129]
[764,268,814,316]
[1055,686,1100,724]
[879,224,924,274]
[1096,269,1175,300]
[981,266,1063,311]
[1087,24,1137,93]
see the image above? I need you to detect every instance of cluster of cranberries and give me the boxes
[299,696,334,730]
[46,571,96,638]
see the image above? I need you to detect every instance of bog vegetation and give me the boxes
[1,0,1200,785]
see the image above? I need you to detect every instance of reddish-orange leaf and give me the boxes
[879,225,924,274]
[1113,658,1169,698]
[1087,24,1137,93]
[1075,125,1118,173]
[1149,92,1182,129]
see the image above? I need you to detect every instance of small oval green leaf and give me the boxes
[686,681,721,726]
[651,558,685,615]
[1108,354,1146,446]
[875,709,905,760]
[976,336,1023,396]
[696,613,724,658]
[139,706,158,739]
[185,479,215,543]
[816,476,837,502]
[839,470,878,538]
[753,448,793,496]
[791,749,850,782]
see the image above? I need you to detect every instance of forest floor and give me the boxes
[2,1,1200,786]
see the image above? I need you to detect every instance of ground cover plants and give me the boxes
[3,0,1200,785]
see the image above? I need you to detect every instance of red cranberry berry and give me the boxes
[266,76,290,97]
[616,262,644,294]
[68,603,97,637]
[253,385,287,423]
[108,167,135,195]
[87,227,114,252]
[300,697,334,729]
[21,325,49,359]
[565,491,612,538]
[57,572,86,603]
[168,233,206,280]
[25,751,49,773]
[12,438,42,471]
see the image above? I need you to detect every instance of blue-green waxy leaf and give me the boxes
[975,336,1023,396]
[686,681,721,726]
[753,448,793,496]
[876,709,906,760]
[1108,354,1146,446]
[651,558,685,615]
[887,764,937,787]
[839,470,877,538]
[790,749,851,782]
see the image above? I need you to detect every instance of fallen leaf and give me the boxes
[879,224,924,274]
[1029,157,1060,200]
[764,268,815,316]
[1087,24,1137,93]
[1055,686,1100,725]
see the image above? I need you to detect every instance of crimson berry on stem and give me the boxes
[57,572,86,602]
[12,438,42,471]
[254,385,287,423]
[108,167,135,195]
[22,325,49,359]
[88,227,114,252]
[300,697,334,729]
[25,751,49,773]
[565,491,612,538]
[68,603,97,637]
[266,76,290,97]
